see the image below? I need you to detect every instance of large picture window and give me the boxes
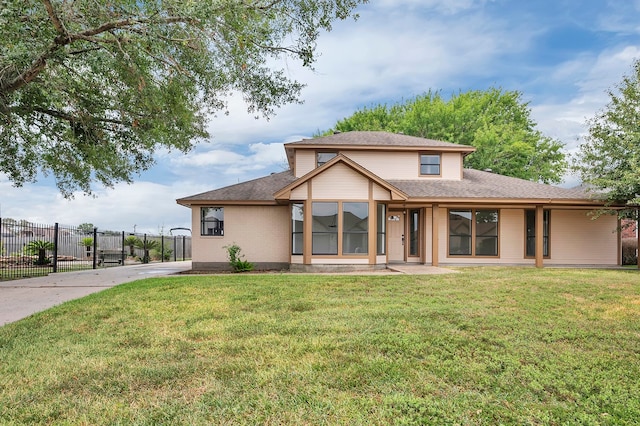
[420,154,441,175]
[343,202,368,255]
[526,210,550,257]
[449,209,499,256]
[201,207,224,236]
[312,202,338,254]
[292,203,304,255]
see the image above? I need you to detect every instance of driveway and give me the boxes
[0,261,192,326]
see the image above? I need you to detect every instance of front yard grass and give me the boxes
[1,267,639,424]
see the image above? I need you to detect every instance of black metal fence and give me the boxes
[0,218,191,281]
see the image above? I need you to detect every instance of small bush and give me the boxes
[224,243,254,272]
[622,238,637,265]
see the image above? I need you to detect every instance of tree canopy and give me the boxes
[574,59,640,218]
[0,0,366,196]
[320,88,568,183]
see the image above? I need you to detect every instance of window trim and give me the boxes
[201,207,224,237]
[525,210,550,258]
[419,153,442,176]
[447,208,500,257]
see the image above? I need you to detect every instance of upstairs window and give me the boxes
[317,152,337,167]
[201,207,224,236]
[420,154,441,175]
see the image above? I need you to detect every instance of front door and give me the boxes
[388,211,405,263]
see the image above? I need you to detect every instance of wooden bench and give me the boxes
[98,250,125,266]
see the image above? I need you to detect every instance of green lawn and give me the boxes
[1,268,639,425]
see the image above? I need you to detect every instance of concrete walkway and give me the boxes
[387,264,460,275]
[0,261,192,326]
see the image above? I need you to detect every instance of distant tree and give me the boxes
[574,59,640,218]
[1,0,367,197]
[77,223,95,234]
[321,88,567,183]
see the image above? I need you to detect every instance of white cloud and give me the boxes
[1,180,200,235]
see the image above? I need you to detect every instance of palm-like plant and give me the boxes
[124,236,140,257]
[25,240,54,265]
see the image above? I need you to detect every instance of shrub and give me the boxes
[24,240,54,265]
[224,243,254,272]
[622,238,637,265]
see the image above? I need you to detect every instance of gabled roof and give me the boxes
[284,131,475,168]
[176,170,296,206]
[390,169,606,205]
[274,154,408,201]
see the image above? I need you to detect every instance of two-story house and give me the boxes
[177,131,621,271]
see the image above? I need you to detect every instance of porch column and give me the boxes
[637,210,640,269]
[432,204,439,267]
[535,205,544,268]
[303,200,312,265]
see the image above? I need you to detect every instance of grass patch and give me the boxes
[1,267,639,424]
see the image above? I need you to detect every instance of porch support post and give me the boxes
[303,199,312,265]
[637,208,639,269]
[535,205,544,268]
[368,190,376,265]
[432,204,439,267]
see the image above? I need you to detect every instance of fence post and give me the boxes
[92,227,98,269]
[161,235,165,263]
[174,236,177,260]
[53,223,59,273]
[182,235,186,261]
[121,231,125,265]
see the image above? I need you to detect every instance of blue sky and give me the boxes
[2,0,640,234]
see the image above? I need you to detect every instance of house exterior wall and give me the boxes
[294,150,463,180]
[546,210,618,265]
[435,207,617,266]
[311,163,370,199]
[191,205,290,270]
[295,151,316,177]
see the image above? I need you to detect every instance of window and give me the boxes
[201,207,224,236]
[317,152,337,167]
[292,203,304,255]
[409,209,420,256]
[475,210,498,256]
[343,202,368,255]
[312,202,338,254]
[420,154,441,175]
[526,210,550,257]
[449,210,471,255]
[377,204,386,255]
[449,209,499,256]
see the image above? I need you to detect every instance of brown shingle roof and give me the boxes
[285,131,472,149]
[389,169,599,202]
[176,170,296,205]
[283,131,474,168]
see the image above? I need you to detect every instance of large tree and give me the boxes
[0,0,366,196]
[575,59,640,218]
[322,88,567,183]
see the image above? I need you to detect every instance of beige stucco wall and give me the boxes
[294,150,464,180]
[311,163,369,200]
[435,207,618,266]
[546,210,618,265]
[191,205,290,265]
[294,151,316,177]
